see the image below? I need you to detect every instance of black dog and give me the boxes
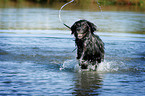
[71,20,105,69]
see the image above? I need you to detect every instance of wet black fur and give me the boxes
[71,20,105,69]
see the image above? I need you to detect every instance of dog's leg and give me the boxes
[94,61,99,71]
[79,51,88,69]
[78,43,89,69]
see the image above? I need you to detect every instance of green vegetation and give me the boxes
[0,0,145,6]
[0,0,144,10]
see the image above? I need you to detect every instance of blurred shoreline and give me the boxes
[0,0,144,12]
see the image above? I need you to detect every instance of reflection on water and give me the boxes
[73,72,103,95]
[0,2,145,96]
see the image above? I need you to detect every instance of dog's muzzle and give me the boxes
[78,33,83,39]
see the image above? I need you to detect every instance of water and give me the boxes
[0,8,145,96]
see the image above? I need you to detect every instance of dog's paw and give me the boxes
[81,64,88,69]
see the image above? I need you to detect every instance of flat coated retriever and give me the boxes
[71,20,105,70]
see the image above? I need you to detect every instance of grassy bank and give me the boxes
[1,0,145,6]
[0,0,144,11]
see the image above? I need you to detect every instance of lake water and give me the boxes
[0,7,145,95]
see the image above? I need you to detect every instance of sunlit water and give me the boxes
[0,8,145,95]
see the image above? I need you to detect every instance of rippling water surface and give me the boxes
[0,8,145,95]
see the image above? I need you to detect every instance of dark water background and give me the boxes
[0,2,145,96]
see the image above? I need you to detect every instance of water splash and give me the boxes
[59,0,74,29]
[96,0,103,16]
[60,59,99,72]
[60,59,129,73]
[95,0,105,32]
[60,59,80,71]
[97,60,126,73]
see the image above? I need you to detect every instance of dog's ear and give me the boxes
[87,21,97,33]
[71,23,76,34]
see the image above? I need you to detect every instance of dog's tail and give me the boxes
[59,0,74,29]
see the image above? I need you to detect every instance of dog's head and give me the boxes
[71,20,97,39]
